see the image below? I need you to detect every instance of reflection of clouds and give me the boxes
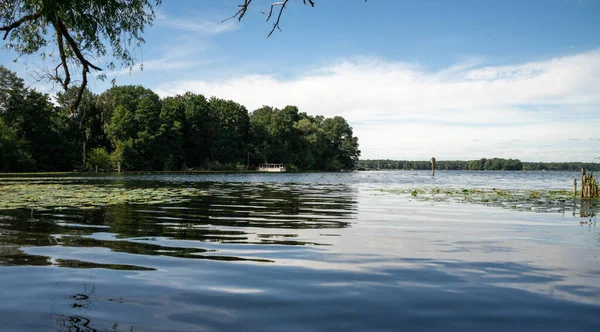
[1,180,600,329]
[440,240,517,254]
[203,287,264,294]
[126,255,600,329]
[242,191,600,306]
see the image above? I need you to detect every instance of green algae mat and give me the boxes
[0,179,205,211]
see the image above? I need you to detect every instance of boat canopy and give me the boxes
[259,163,285,168]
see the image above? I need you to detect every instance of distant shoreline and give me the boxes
[358,158,600,172]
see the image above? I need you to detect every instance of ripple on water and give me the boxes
[0,173,599,331]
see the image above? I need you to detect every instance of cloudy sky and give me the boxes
[2,0,599,161]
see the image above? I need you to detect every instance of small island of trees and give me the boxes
[0,66,360,172]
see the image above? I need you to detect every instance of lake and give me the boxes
[0,171,599,331]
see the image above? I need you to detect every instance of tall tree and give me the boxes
[157,96,186,170]
[210,97,250,167]
[321,116,360,170]
[0,65,26,119]
[294,115,325,169]
[1,66,77,171]
[104,85,161,170]
[0,117,34,171]
[56,87,107,167]
[181,93,215,169]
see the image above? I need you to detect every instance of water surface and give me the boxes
[0,171,598,331]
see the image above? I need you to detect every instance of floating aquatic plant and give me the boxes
[373,187,597,214]
[0,181,206,211]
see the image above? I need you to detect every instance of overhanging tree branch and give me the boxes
[0,11,42,40]
[52,20,70,89]
[75,62,89,122]
[56,20,102,72]
[228,0,367,38]
[1,10,101,112]
[265,1,289,37]
[222,0,255,23]
[55,18,102,112]
[1,0,159,117]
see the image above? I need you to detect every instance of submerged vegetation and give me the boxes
[0,66,360,173]
[375,187,599,216]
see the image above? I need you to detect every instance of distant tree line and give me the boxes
[521,162,600,172]
[358,158,600,172]
[0,66,360,172]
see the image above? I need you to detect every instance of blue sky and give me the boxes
[2,0,600,161]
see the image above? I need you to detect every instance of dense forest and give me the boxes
[0,66,360,172]
[358,159,600,172]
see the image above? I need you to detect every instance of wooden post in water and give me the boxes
[580,168,599,199]
[581,169,585,198]
[117,161,121,174]
[431,157,436,176]
[574,178,577,197]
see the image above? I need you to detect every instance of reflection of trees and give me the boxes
[103,183,357,237]
[579,199,598,219]
[54,284,98,332]
[0,244,50,266]
[0,208,107,249]
[1,182,358,267]
[52,284,126,332]
[180,183,357,231]
[55,315,98,332]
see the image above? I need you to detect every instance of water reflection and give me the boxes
[0,181,359,331]
[52,284,126,332]
[1,176,600,331]
[55,315,97,332]
[578,199,598,219]
[0,182,357,270]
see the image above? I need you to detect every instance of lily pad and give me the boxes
[0,180,206,211]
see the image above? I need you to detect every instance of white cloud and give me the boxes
[157,14,237,35]
[98,36,214,79]
[102,58,215,77]
[154,50,600,162]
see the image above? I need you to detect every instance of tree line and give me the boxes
[358,158,600,172]
[0,66,360,172]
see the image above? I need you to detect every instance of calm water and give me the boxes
[0,171,599,331]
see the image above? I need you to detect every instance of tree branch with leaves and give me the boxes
[0,0,160,113]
